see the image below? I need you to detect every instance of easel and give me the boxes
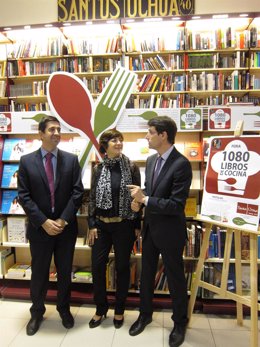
[188,122,260,347]
[188,217,259,347]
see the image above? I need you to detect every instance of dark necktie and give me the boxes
[45,152,54,208]
[152,156,163,188]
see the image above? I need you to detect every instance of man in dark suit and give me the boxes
[18,116,84,336]
[127,116,192,347]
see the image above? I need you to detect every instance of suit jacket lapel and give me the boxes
[147,155,158,194]
[151,147,178,193]
[55,150,63,191]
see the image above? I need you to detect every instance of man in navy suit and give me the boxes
[127,116,192,347]
[18,116,84,335]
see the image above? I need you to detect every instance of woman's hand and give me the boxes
[87,228,98,246]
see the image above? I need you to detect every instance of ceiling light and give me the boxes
[212,14,229,19]
[192,16,201,20]
[143,18,162,22]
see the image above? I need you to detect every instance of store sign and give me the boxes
[201,136,260,232]
[58,0,195,22]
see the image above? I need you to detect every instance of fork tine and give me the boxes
[111,74,136,111]
[104,69,127,106]
[100,67,125,105]
[97,67,121,104]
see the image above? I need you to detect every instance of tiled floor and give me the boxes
[0,298,259,347]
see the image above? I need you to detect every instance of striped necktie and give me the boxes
[152,156,163,188]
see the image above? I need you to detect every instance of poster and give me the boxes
[201,136,260,232]
[208,106,260,131]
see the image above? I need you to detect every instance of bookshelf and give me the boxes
[0,17,259,111]
[0,16,260,312]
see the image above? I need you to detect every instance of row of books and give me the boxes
[134,71,260,95]
[136,74,186,93]
[128,94,260,110]
[9,81,47,97]
[187,70,253,92]
[127,54,169,71]
[128,51,249,72]
[184,222,203,258]
[10,101,50,112]
[7,36,67,59]
[187,27,259,51]
[207,228,251,260]
[8,91,260,114]
[5,52,252,79]
[7,56,122,77]
[250,51,260,68]
[1,258,255,298]
[5,27,260,60]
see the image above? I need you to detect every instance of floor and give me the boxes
[0,298,259,347]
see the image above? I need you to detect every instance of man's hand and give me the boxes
[127,185,146,204]
[42,219,64,236]
[55,218,67,228]
[131,199,141,212]
[87,228,98,246]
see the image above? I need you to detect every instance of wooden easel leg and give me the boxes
[234,231,243,325]
[219,228,232,296]
[249,233,258,347]
[188,223,212,323]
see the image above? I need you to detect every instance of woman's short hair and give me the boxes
[99,129,124,154]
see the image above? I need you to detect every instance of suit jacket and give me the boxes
[18,148,84,242]
[143,147,192,248]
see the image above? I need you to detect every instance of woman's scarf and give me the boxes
[96,154,135,220]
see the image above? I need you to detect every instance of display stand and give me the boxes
[189,121,260,347]
[188,216,259,347]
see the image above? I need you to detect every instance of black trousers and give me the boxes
[140,228,188,325]
[29,232,77,318]
[91,219,136,316]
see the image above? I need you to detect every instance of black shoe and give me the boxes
[129,314,152,336]
[89,314,107,328]
[113,317,124,329]
[169,324,187,347]
[60,311,74,329]
[26,317,43,336]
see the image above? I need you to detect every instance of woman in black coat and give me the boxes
[87,129,141,329]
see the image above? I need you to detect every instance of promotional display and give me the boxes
[201,136,260,232]
[208,106,260,131]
